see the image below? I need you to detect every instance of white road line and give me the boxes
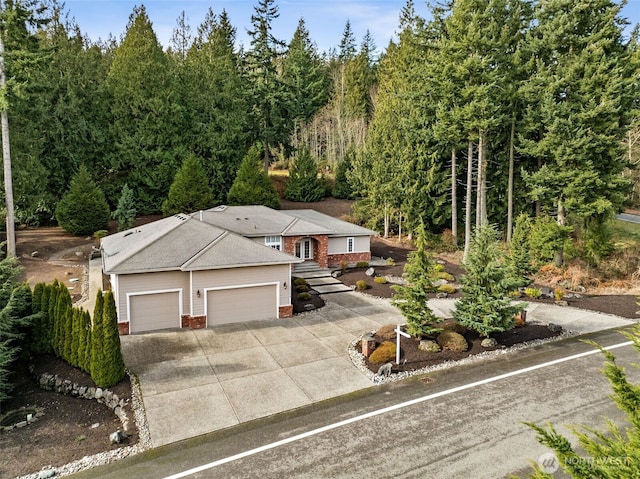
[161,340,634,479]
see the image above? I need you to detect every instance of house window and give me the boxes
[265,236,281,251]
[347,237,355,253]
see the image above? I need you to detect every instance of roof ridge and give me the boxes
[103,215,188,271]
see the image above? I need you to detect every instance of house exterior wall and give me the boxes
[116,271,189,325]
[190,264,292,317]
[283,235,329,267]
[328,236,370,255]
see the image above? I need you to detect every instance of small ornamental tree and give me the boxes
[79,310,92,373]
[162,154,214,217]
[508,213,534,287]
[284,147,326,202]
[90,290,105,382]
[392,222,441,337]
[521,327,640,479]
[113,184,137,231]
[227,144,281,209]
[96,291,125,388]
[55,165,110,235]
[453,224,524,337]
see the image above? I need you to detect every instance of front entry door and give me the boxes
[295,239,313,260]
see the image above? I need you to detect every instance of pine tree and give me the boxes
[392,222,441,337]
[79,310,92,373]
[453,224,524,337]
[38,283,52,354]
[227,144,281,209]
[49,281,61,356]
[284,147,326,202]
[162,154,214,216]
[55,165,110,235]
[113,184,136,232]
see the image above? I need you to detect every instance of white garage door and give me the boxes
[207,285,277,326]
[130,292,180,333]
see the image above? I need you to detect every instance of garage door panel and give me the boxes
[207,285,277,326]
[130,292,180,333]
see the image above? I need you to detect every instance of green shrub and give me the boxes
[93,230,108,239]
[296,284,310,293]
[386,257,396,266]
[298,292,312,301]
[433,264,445,272]
[554,288,565,301]
[356,261,369,268]
[431,271,455,282]
[369,341,396,364]
[524,287,541,299]
[293,278,308,286]
[436,330,468,352]
[437,284,456,294]
[56,165,110,236]
[374,276,388,284]
[356,280,369,291]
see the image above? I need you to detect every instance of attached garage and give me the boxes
[129,291,181,333]
[207,284,277,326]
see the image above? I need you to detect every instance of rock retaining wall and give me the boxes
[28,365,132,434]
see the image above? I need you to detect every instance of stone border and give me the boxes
[348,323,576,385]
[17,368,151,479]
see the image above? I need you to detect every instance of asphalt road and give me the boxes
[71,327,639,479]
[617,212,640,223]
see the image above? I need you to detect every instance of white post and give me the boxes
[395,325,410,365]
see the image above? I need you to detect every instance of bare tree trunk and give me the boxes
[398,210,402,242]
[506,118,515,242]
[554,198,566,267]
[464,141,474,261]
[479,130,488,227]
[475,132,483,229]
[451,147,458,246]
[0,17,15,258]
[383,204,389,239]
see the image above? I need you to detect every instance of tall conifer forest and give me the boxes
[1,0,639,256]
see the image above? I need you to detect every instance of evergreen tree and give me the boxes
[332,148,355,199]
[453,224,524,337]
[520,0,634,265]
[81,310,92,373]
[95,291,125,388]
[508,213,534,287]
[284,147,326,202]
[245,0,293,170]
[392,222,441,337]
[55,165,110,235]
[521,326,640,478]
[344,30,376,121]
[90,290,104,381]
[113,184,136,232]
[185,8,249,203]
[227,144,281,209]
[106,5,185,213]
[38,283,52,354]
[49,281,61,356]
[162,154,214,216]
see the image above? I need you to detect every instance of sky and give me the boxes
[64,0,640,55]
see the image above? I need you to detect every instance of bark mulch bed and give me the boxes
[360,323,563,375]
[0,356,136,479]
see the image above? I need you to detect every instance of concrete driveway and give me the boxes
[121,293,635,448]
[120,292,404,447]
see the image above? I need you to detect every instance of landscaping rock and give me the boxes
[481,338,498,348]
[418,340,441,353]
[376,324,398,340]
[365,267,375,277]
[109,430,127,444]
[376,362,393,378]
[38,469,56,479]
[555,300,569,307]
[440,320,467,335]
[436,292,448,299]
[540,287,553,299]
[548,323,563,333]
[31,251,39,258]
[304,304,316,311]
[331,270,342,278]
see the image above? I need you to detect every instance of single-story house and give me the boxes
[101,205,376,334]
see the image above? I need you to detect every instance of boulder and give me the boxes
[555,300,569,307]
[331,270,342,278]
[548,323,563,333]
[109,430,127,444]
[38,470,56,479]
[365,267,375,277]
[435,292,448,299]
[304,304,316,311]
[481,338,498,348]
[418,340,441,353]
